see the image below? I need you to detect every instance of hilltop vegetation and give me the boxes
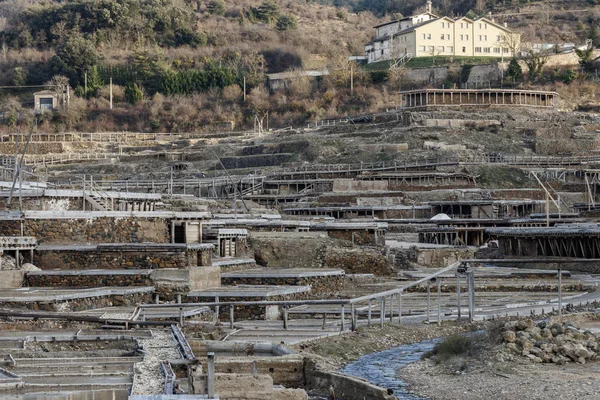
[0,0,598,133]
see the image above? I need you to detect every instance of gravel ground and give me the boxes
[131,329,182,395]
[400,348,600,400]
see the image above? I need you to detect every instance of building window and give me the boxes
[460,23,463,28]
[493,47,500,53]
[479,23,482,29]
[503,48,509,53]
[484,35,487,41]
[460,34,463,40]
[441,22,445,28]
[475,47,482,53]
[478,35,482,41]
[483,47,490,53]
[462,46,466,53]
[423,33,426,39]
[438,46,444,52]
[446,46,453,53]
[485,23,487,29]
[466,34,469,40]
[446,34,450,40]
[497,35,501,41]
[441,34,445,40]
[427,45,434,52]
[419,45,426,52]
[381,50,384,55]
[427,34,431,39]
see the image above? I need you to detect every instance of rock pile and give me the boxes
[502,318,600,364]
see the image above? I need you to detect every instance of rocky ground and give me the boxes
[400,313,600,400]
[132,329,181,395]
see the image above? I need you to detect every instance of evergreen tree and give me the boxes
[125,83,144,104]
[506,58,522,82]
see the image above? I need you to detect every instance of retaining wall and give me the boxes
[220,275,344,298]
[304,357,395,400]
[0,217,169,244]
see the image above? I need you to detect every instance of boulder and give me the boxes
[516,319,534,331]
[503,330,516,343]
[540,328,553,339]
[529,347,544,358]
[519,338,534,355]
[526,354,543,363]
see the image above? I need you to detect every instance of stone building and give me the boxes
[364,1,520,63]
[33,90,58,112]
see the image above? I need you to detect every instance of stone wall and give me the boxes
[2,292,153,312]
[401,66,448,86]
[326,229,384,246]
[466,63,501,84]
[220,275,344,298]
[323,247,393,275]
[249,236,391,275]
[0,142,64,155]
[332,179,389,193]
[24,272,152,287]
[0,197,80,211]
[34,249,189,270]
[0,217,169,244]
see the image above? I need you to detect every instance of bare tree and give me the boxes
[498,32,521,57]
[429,46,444,66]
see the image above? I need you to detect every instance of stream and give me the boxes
[339,338,441,399]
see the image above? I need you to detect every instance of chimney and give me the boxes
[426,0,432,14]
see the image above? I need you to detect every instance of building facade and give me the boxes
[365,2,520,63]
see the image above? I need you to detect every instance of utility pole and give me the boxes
[350,64,354,95]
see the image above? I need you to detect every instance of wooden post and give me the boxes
[437,278,442,326]
[380,298,385,328]
[230,305,234,329]
[558,267,562,318]
[350,303,356,331]
[468,269,475,323]
[426,280,431,323]
[350,64,354,95]
[398,293,402,324]
[340,305,345,331]
[283,305,288,330]
[456,276,461,321]
[367,299,372,325]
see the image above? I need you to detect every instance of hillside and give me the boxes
[0,0,598,134]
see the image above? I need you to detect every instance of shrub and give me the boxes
[276,15,297,31]
[207,0,226,16]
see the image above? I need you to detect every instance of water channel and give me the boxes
[339,338,441,399]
